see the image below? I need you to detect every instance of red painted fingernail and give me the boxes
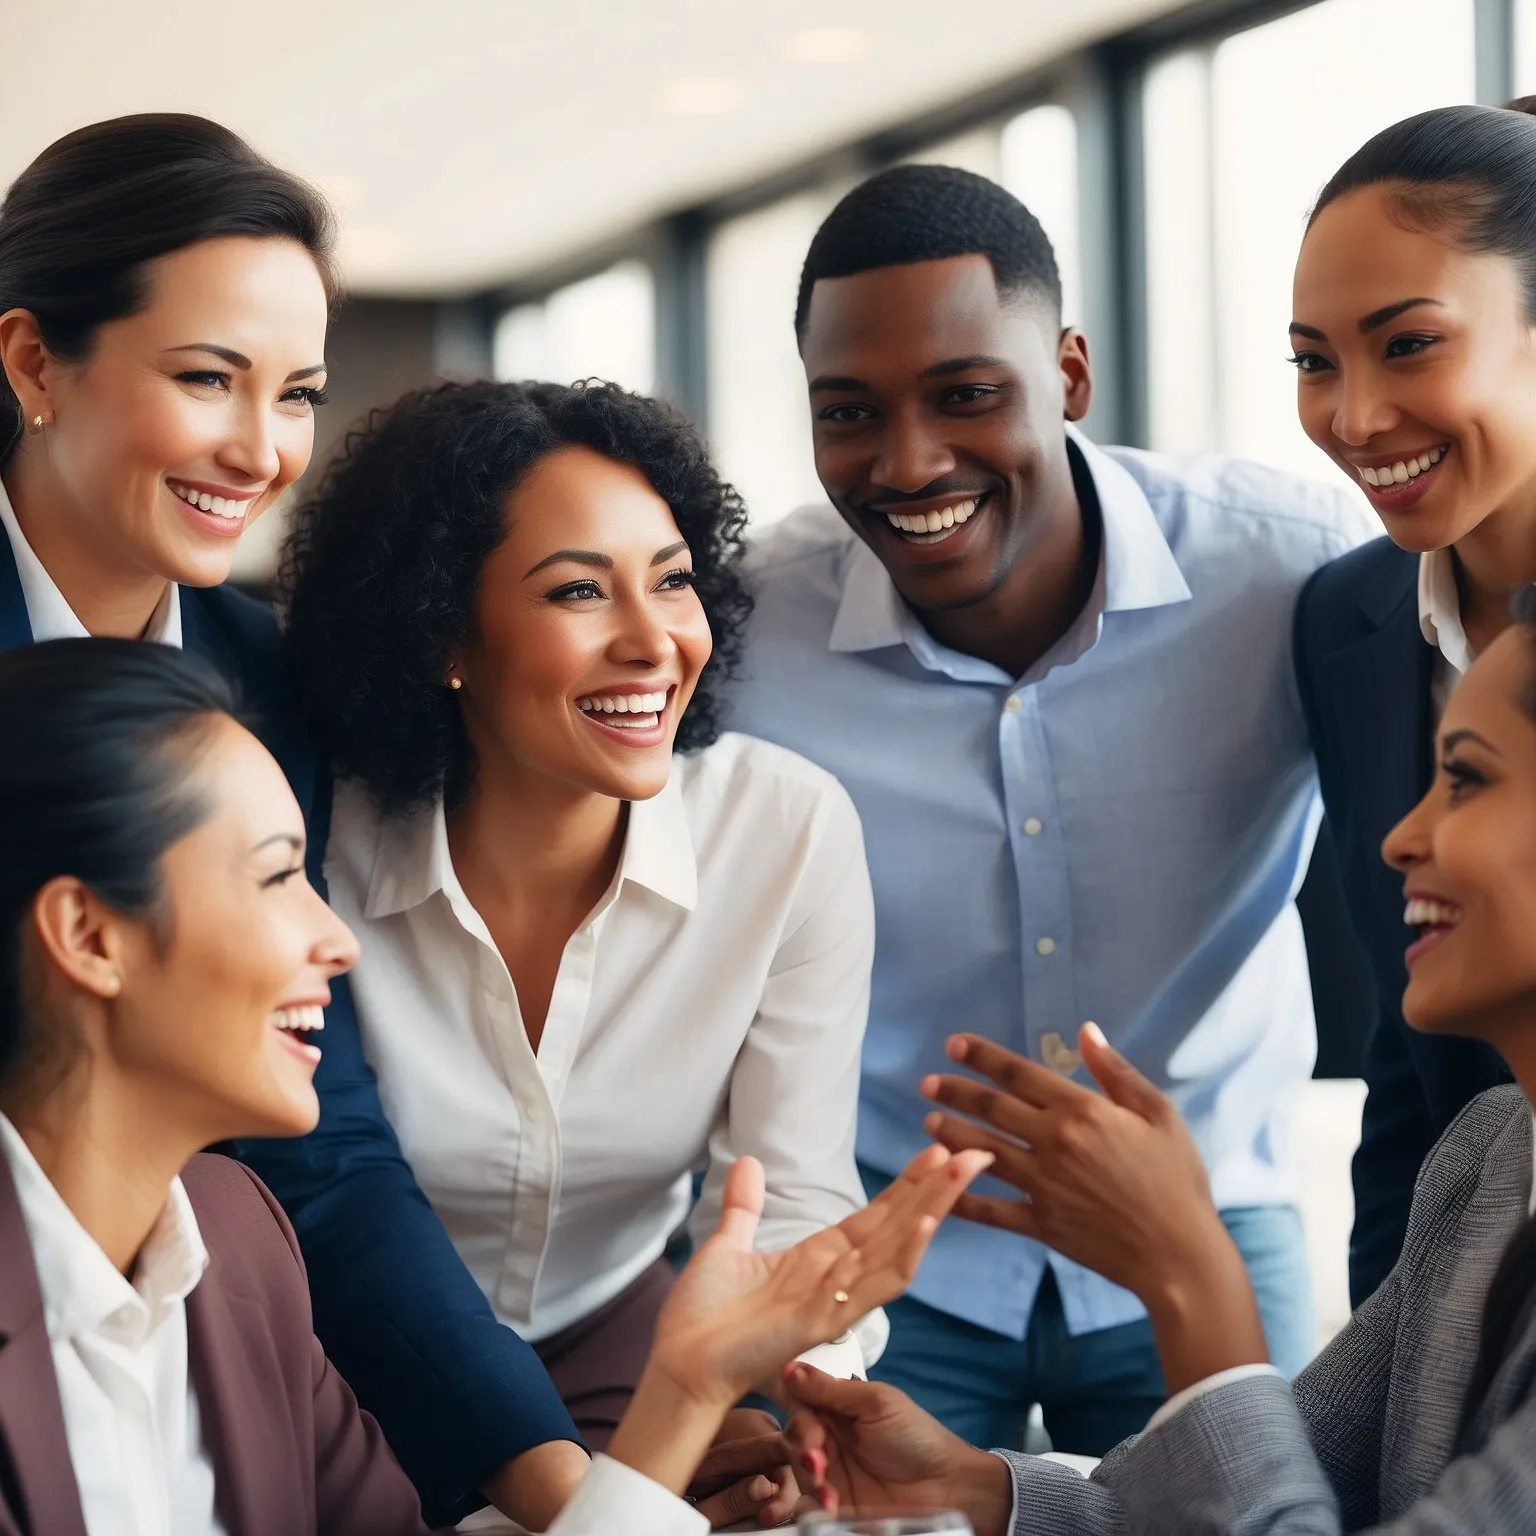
[805,1448,827,1481]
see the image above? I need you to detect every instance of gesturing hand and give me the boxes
[919,1023,1223,1302]
[649,1143,993,1408]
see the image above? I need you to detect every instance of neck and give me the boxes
[2,1069,198,1276]
[446,756,626,926]
[1454,502,1536,657]
[2,450,170,639]
[917,458,1094,678]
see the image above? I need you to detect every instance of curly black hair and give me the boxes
[794,163,1061,341]
[281,378,752,816]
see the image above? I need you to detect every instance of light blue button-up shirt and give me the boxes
[727,433,1374,1338]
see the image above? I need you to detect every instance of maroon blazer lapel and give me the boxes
[186,1274,306,1536]
[0,1156,87,1536]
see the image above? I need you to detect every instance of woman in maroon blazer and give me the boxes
[0,637,984,1536]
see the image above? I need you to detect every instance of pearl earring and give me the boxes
[448,676,463,691]
[27,412,49,434]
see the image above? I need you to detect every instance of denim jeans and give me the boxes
[868,1198,1314,1456]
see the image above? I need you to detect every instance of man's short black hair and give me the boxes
[794,163,1062,342]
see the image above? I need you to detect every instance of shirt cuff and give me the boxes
[1144,1364,1283,1434]
[990,1449,1021,1536]
[794,1331,866,1380]
[547,1455,708,1536]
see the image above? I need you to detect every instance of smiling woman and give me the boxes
[278,378,883,1522]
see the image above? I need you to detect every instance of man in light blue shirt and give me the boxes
[725,165,1373,1454]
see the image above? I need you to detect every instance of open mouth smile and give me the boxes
[1403,894,1462,966]
[575,686,676,746]
[272,1002,324,1066]
[1352,445,1449,511]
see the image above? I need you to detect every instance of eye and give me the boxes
[1384,333,1439,361]
[281,385,330,408]
[547,579,606,603]
[656,567,697,593]
[1442,756,1489,803]
[262,865,303,889]
[938,383,1000,409]
[1286,351,1332,375]
[176,369,231,391]
[817,403,876,424]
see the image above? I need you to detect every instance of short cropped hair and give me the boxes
[794,163,1061,341]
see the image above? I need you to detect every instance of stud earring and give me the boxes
[448,676,463,691]
[26,412,49,435]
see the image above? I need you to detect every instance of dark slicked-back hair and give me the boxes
[794,164,1061,343]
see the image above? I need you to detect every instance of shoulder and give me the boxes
[1407,1086,1531,1236]
[182,1153,307,1299]
[678,731,858,824]
[185,582,290,678]
[1100,442,1375,560]
[742,505,854,591]
[1298,535,1415,618]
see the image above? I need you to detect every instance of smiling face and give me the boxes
[6,234,329,588]
[1383,627,1536,1046]
[1291,185,1536,550]
[800,253,1091,614]
[451,445,713,805]
[70,715,359,1144]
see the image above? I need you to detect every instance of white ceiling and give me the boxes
[1,0,1175,296]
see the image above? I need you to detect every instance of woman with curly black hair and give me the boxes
[280,377,883,1521]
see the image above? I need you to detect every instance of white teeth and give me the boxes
[883,498,980,536]
[577,690,668,716]
[1404,897,1461,928]
[170,483,244,520]
[1360,446,1445,488]
[273,1003,325,1034]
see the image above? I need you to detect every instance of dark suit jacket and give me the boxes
[0,538,578,1525]
[0,1150,442,1536]
[1293,536,1509,1306]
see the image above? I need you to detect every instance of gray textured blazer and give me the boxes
[1001,1084,1536,1534]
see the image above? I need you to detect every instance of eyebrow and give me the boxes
[1442,728,1499,755]
[1288,298,1444,343]
[165,344,327,384]
[252,832,305,856]
[809,354,1011,393]
[523,541,691,579]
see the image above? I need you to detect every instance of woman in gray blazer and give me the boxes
[779,586,1536,1533]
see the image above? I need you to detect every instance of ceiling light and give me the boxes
[658,77,745,115]
[786,27,871,64]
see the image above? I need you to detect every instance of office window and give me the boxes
[1145,0,1476,476]
[1001,104,1082,327]
[1519,0,1536,92]
[706,186,843,527]
[903,125,1003,181]
[494,259,655,394]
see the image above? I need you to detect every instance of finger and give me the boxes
[782,1363,883,1416]
[831,1144,951,1249]
[689,1432,796,1495]
[951,1190,1041,1238]
[946,1033,1082,1108]
[694,1473,778,1528]
[920,1073,1045,1143]
[1078,1021,1168,1121]
[755,1466,801,1525]
[924,1110,1039,1186]
[713,1156,766,1249]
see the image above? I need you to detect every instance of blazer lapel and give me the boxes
[186,1267,302,1536]
[0,1159,87,1536]
[0,532,33,656]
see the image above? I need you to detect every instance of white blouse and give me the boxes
[326,731,885,1369]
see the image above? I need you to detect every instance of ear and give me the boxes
[0,309,60,427]
[1059,327,1093,423]
[30,878,128,1004]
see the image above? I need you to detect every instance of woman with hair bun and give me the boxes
[281,377,885,1526]
[0,116,590,1530]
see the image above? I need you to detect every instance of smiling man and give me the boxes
[725,165,1375,1455]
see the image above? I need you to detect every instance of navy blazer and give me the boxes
[0,535,577,1527]
[1294,536,1510,1308]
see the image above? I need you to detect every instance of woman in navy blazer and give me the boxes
[1290,105,1536,1306]
[0,115,588,1528]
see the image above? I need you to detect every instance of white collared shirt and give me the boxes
[0,1115,224,1536]
[0,473,182,646]
[326,731,885,1371]
[1419,548,1472,727]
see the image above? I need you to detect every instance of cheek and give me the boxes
[1295,383,1336,450]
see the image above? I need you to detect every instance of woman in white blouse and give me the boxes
[282,378,881,1482]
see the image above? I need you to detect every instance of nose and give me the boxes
[1331,371,1399,449]
[608,589,677,669]
[1383,781,1435,874]
[305,882,360,977]
[216,399,283,486]
[870,407,958,495]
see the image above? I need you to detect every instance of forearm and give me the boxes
[481,1440,591,1528]
[607,1365,736,1497]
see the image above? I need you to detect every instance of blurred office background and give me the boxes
[1,0,1521,1344]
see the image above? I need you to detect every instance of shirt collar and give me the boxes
[366,776,699,922]
[0,1112,207,1346]
[1418,548,1474,679]
[828,428,1190,675]
[0,472,183,647]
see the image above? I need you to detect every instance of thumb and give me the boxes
[1078,1021,1167,1120]
[713,1156,765,1249]
[783,1363,879,1417]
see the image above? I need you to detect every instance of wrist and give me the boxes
[606,1362,737,1497]
[955,1445,1016,1536]
[1143,1230,1268,1396]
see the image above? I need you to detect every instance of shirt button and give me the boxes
[1022,817,1043,837]
[1036,937,1057,957]
[1004,696,1022,714]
